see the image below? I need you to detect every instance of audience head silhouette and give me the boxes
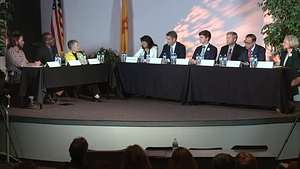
[235,152,258,169]
[69,137,89,166]
[212,153,235,169]
[122,144,152,169]
[168,147,198,169]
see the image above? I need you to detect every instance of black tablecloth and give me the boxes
[20,64,111,107]
[19,67,45,105]
[43,64,111,88]
[187,66,295,113]
[116,62,295,113]
[116,63,190,103]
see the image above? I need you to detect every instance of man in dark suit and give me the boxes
[35,32,61,102]
[191,30,217,64]
[159,31,186,59]
[237,34,266,66]
[219,31,244,61]
[35,32,58,65]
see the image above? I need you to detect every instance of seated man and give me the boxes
[35,32,62,103]
[219,31,244,61]
[6,33,40,82]
[159,30,186,59]
[237,34,266,66]
[190,30,217,64]
[65,39,103,102]
[5,33,40,108]
[35,32,58,65]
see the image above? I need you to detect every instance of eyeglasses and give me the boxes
[47,37,55,41]
[244,41,253,45]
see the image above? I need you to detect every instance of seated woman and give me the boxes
[277,35,300,69]
[65,40,103,102]
[133,35,158,58]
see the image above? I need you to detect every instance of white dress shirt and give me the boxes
[133,46,158,58]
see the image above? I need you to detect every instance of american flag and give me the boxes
[51,0,64,54]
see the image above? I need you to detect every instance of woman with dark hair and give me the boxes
[122,144,152,169]
[168,147,198,169]
[133,35,158,58]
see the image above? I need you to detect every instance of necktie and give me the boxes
[201,46,206,56]
[170,46,174,56]
[227,48,232,60]
[248,49,252,62]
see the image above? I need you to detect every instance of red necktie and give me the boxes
[248,49,252,62]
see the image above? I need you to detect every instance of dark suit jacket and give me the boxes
[280,49,300,69]
[159,42,186,59]
[237,44,266,62]
[192,44,217,60]
[219,44,244,60]
[35,44,58,65]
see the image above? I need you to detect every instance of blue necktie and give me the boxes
[170,46,173,55]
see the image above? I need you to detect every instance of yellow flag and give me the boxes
[120,0,129,56]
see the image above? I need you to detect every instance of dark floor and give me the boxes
[6,97,300,122]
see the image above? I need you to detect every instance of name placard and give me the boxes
[257,61,273,69]
[200,60,215,67]
[149,58,162,64]
[68,60,81,66]
[125,57,138,63]
[226,61,241,68]
[88,58,100,65]
[176,59,189,65]
[46,61,61,68]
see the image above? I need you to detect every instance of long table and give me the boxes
[20,64,111,108]
[116,62,295,113]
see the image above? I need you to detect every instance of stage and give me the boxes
[1,97,300,166]
[7,97,299,127]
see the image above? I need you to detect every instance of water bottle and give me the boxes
[196,53,201,65]
[254,55,258,68]
[200,53,204,61]
[146,54,150,64]
[124,51,127,62]
[139,54,144,63]
[121,51,124,62]
[82,52,87,65]
[162,53,167,64]
[172,138,179,151]
[250,55,255,68]
[174,53,177,64]
[83,55,87,65]
[219,54,223,66]
[97,52,101,61]
[78,56,82,64]
[223,54,227,67]
[55,54,61,65]
[100,52,105,63]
